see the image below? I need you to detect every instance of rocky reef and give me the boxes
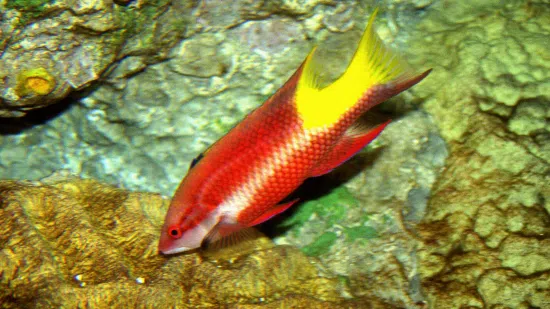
[0,0,435,195]
[1,0,550,308]
[0,0,195,117]
[407,1,550,307]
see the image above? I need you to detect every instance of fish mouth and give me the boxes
[158,236,194,255]
[159,246,193,255]
[158,211,220,255]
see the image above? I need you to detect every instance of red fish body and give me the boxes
[159,9,430,254]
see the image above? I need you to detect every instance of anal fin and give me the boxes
[247,199,299,227]
[310,120,390,177]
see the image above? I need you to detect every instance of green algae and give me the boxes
[113,1,163,37]
[6,0,55,26]
[337,274,350,286]
[112,0,189,54]
[280,186,358,229]
[344,226,378,243]
[302,232,337,257]
[277,186,379,256]
[5,0,53,11]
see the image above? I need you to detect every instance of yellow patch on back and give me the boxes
[295,8,413,129]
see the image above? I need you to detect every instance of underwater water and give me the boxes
[1,0,549,308]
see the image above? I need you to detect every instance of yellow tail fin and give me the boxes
[295,8,416,129]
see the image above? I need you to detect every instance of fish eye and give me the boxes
[168,226,182,239]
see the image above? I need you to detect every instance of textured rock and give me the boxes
[0,0,194,117]
[4,1,550,307]
[0,176,384,308]
[0,1,432,196]
[404,1,550,308]
[0,0,353,118]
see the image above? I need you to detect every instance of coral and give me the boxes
[0,175,395,308]
[15,68,56,96]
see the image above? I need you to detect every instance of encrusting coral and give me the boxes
[0,175,402,308]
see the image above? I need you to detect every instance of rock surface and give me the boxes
[2,0,550,308]
[0,0,195,117]
[0,1,432,196]
[273,111,446,306]
[403,1,550,308]
[276,0,550,307]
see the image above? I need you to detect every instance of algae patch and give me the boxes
[344,226,378,243]
[278,186,381,257]
[16,68,56,96]
[5,0,55,26]
[280,186,357,230]
[5,0,53,11]
[302,232,337,257]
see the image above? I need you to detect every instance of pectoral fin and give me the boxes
[203,199,298,249]
[202,226,266,255]
[310,120,390,177]
[204,221,243,244]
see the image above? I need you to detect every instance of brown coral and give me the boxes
[0,176,395,308]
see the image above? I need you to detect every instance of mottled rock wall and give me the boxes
[2,0,549,308]
[0,0,193,117]
[407,1,550,307]
[0,0,434,196]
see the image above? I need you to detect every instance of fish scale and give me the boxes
[158,9,431,254]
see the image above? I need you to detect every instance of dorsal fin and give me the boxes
[189,152,204,170]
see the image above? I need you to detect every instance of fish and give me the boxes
[158,9,431,255]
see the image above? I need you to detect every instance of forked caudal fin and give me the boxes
[295,8,429,129]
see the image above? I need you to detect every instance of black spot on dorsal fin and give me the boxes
[189,153,204,170]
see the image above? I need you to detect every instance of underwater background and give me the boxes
[1,0,549,308]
